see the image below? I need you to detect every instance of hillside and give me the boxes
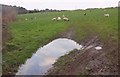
[2,7,118,75]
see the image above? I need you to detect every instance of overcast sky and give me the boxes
[1,0,119,10]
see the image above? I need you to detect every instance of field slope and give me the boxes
[3,8,118,75]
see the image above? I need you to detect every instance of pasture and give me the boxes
[3,8,118,75]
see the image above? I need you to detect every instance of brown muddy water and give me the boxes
[16,38,83,75]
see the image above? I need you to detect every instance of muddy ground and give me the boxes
[48,25,119,75]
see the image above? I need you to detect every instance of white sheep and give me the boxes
[62,15,69,21]
[63,17,69,21]
[52,17,56,21]
[104,13,109,17]
[57,17,61,21]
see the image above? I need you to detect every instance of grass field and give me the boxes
[3,7,118,75]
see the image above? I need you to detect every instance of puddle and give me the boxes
[16,38,82,75]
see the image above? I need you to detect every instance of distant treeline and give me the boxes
[86,7,118,10]
[28,9,67,13]
[29,7,118,13]
[75,6,118,11]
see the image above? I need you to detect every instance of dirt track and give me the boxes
[48,25,118,75]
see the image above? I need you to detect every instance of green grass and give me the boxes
[73,8,118,42]
[3,8,118,75]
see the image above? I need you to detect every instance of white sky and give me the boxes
[1,0,119,10]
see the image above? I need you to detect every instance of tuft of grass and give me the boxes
[5,43,19,51]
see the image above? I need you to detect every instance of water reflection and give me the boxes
[16,38,82,75]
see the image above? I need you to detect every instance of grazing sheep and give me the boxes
[63,17,69,21]
[104,13,109,17]
[52,17,56,21]
[62,15,69,21]
[52,15,69,21]
[57,17,61,21]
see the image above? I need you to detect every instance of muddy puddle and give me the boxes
[16,38,82,75]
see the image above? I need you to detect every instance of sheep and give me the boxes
[52,15,69,21]
[57,17,61,21]
[104,13,109,17]
[63,17,69,21]
[62,15,69,21]
[52,17,56,21]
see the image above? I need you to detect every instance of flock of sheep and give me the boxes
[24,11,110,21]
[52,15,69,21]
[51,13,110,22]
